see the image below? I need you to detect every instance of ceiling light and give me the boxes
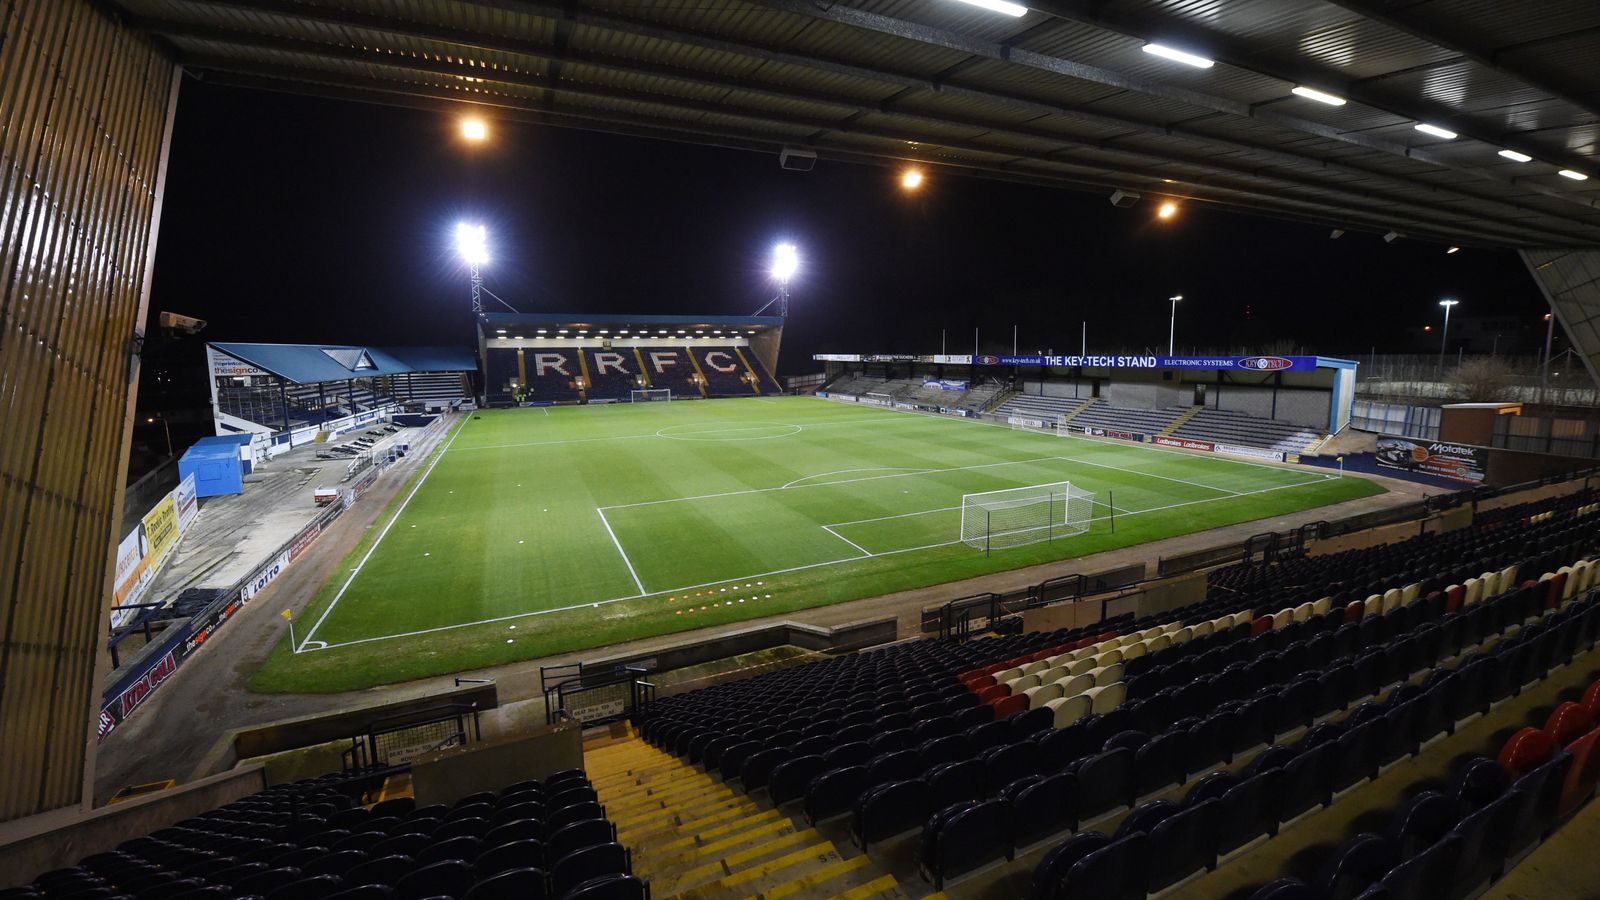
[495,329,506,334]
[1559,169,1589,181]
[536,329,547,333]
[1291,86,1346,106]
[949,0,1027,17]
[1446,246,1460,254]
[461,118,487,141]
[1329,229,1344,239]
[1498,149,1533,163]
[1157,201,1177,219]
[1142,43,1214,69]
[1383,231,1400,243]
[1414,123,1457,140]
[900,168,924,190]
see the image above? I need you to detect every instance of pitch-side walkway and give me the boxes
[90,460,1487,800]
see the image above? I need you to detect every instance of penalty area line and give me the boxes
[597,507,647,596]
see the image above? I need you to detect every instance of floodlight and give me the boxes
[1414,123,1457,140]
[1291,86,1345,106]
[901,168,924,189]
[1439,298,1459,308]
[1446,246,1460,254]
[1498,149,1533,163]
[1142,43,1214,68]
[1559,169,1589,181]
[1157,201,1177,219]
[771,243,799,282]
[949,0,1027,16]
[456,223,488,265]
[461,118,487,141]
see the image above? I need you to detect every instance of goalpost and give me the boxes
[630,389,672,402]
[960,481,1095,552]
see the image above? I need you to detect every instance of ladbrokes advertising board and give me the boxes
[1375,436,1487,484]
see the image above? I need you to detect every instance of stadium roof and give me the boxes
[210,342,477,384]
[110,0,1600,250]
[481,313,785,334]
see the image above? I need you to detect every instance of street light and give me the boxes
[146,415,172,458]
[1438,298,1459,369]
[457,223,488,316]
[1168,295,1183,355]
[771,243,798,317]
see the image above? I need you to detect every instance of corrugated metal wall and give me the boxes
[0,0,177,823]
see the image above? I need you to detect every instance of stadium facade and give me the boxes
[478,313,785,405]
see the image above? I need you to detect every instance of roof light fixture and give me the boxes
[949,0,1027,17]
[1291,86,1346,106]
[1142,43,1214,69]
[1414,123,1457,140]
[1446,246,1460,254]
[1559,169,1589,181]
[1498,149,1533,163]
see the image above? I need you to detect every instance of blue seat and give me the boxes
[1248,878,1320,900]
[965,721,1012,755]
[1277,742,1333,823]
[805,766,870,824]
[926,758,985,810]
[1444,790,1523,899]
[1317,833,1398,900]
[1075,748,1134,821]
[1185,713,1230,775]
[852,779,931,851]
[1030,832,1110,900]
[983,740,1045,793]
[1037,722,1093,772]
[1060,832,1146,900]
[1380,835,1461,900]
[767,755,827,806]
[823,741,874,769]
[1215,770,1280,857]
[1449,757,1509,814]
[1384,791,1457,860]
[1011,771,1077,845]
[557,873,647,900]
[1133,732,1185,797]
[865,749,923,787]
[395,859,473,900]
[1114,800,1178,840]
[918,734,972,771]
[919,798,1011,890]
[1183,771,1238,807]
[1505,752,1573,862]
[549,844,629,898]
[1145,797,1218,892]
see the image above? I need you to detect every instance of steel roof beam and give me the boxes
[1027,0,1594,172]
[1322,0,1600,124]
[128,0,1600,246]
[740,0,1600,222]
[150,20,1579,247]
[177,53,1538,248]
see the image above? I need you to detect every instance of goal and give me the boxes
[960,481,1094,552]
[630,389,672,402]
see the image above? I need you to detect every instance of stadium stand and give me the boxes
[1168,406,1324,455]
[820,373,1011,414]
[9,769,647,900]
[599,488,1600,895]
[583,349,644,403]
[691,346,761,397]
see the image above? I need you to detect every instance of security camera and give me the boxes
[159,311,207,334]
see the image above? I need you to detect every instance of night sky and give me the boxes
[149,76,1551,371]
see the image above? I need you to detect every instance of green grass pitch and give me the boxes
[250,396,1384,692]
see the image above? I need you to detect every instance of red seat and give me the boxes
[1545,702,1594,748]
[1558,727,1600,818]
[1582,680,1600,718]
[990,694,1028,719]
[1344,601,1364,623]
[1028,651,1052,663]
[962,673,997,691]
[1250,616,1272,637]
[1446,584,1465,610]
[975,684,1010,704]
[1498,726,1558,779]
[1545,573,1567,609]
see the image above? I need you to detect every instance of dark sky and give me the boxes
[150,76,1551,371]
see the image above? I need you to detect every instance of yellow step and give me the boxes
[756,854,874,899]
[616,795,763,837]
[671,841,842,900]
[638,818,802,873]
[648,808,787,857]
[834,874,900,900]
[654,828,826,895]
[605,782,734,817]
[622,800,772,845]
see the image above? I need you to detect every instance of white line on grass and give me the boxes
[820,524,874,558]
[1052,455,1244,496]
[445,412,932,454]
[598,455,1070,511]
[596,507,647,596]
[781,466,937,489]
[303,470,1333,653]
[296,414,468,652]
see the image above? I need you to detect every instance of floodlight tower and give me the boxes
[772,243,798,317]
[457,223,489,317]
[1438,298,1459,369]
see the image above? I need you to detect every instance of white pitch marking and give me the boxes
[596,507,647,596]
[296,414,467,651]
[781,466,937,490]
[1048,454,1245,496]
[445,412,930,454]
[820,524,874,558]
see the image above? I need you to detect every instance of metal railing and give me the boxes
[343,702,482,774]
[541,662,654,726]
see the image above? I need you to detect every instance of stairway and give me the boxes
[1058,398,1098,423]
[1158,405,1204,437]
[585,731,912,899]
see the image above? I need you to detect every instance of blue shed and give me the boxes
[179,435,250,497]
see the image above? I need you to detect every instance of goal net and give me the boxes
[630,389,672,402]
[960,481,1094,551]
[862,391,896,407]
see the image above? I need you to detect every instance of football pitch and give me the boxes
[251,396,1384,692]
